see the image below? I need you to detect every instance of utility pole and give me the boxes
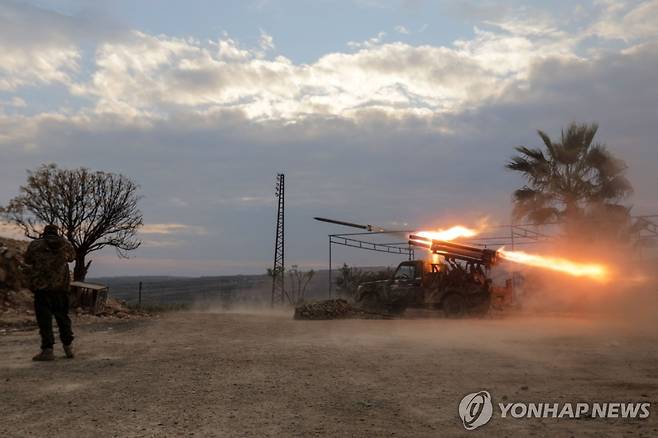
[271,173,285,306]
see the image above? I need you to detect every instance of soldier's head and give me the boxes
[42,224,59,237]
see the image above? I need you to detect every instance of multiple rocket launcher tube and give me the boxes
[408,235,498,267]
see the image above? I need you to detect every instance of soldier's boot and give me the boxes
[32,348,55,361]
[63,344,74,359]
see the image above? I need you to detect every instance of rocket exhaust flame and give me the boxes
[414,226,478,242]
[410,224,610,282]
[497,248,609,282]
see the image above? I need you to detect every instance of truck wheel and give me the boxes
[388,300,408,315]
[470,294,491,317]
[443,293,466,318]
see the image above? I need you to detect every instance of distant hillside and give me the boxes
[90,266,395,306]
[89,274,272,306]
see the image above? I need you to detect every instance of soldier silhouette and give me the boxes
[24,224,76,361]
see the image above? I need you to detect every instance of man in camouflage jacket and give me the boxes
[24,224,76,361]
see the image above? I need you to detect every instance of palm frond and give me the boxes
[561,122,598,157]
[593,175,633,200]
[550,143,577,165]
[582,122,599,148]
[537,130,555,158]
[512,187,540,201]
[585,144,609,169]
[588,145,628,179]
[515,146,546,162]
[506,156,534,173]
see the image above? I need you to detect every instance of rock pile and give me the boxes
[1,289,32,311]
[294,299,353,320]
[0,238,27,292]
[294,299,392,320]
[98,297,149,319]
[0,238,33,328]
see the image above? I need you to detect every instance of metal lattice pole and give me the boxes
[271,173,285,306]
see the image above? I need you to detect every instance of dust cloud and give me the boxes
[501,235,658,337]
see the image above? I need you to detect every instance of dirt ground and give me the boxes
[1,310,657,437]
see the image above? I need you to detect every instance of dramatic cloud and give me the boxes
[0,1,80,90]
[141,224,208,236]
[588,0,658,41]
[72,18,580,120]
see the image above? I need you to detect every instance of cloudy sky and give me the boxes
[1,0,657,276]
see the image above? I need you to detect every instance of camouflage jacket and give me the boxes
[24,235,75,292]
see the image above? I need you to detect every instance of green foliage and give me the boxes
[507,123,634,240]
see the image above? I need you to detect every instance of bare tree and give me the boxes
[1,164,143,281]
[336,263,362,298]
[286,265,314,305]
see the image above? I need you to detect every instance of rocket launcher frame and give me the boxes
[408,234,498,267]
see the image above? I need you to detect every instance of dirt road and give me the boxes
[1,311,657,437]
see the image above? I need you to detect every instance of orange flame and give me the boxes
[415,225,478,242]
[497,248,609,282]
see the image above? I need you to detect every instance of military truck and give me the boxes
[309,217,512,318]
[355,236,505,317]
[355,259,492,316]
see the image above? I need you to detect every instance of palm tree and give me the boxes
[506,123,633,235]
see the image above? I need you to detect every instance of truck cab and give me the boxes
[356,259,493,317]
